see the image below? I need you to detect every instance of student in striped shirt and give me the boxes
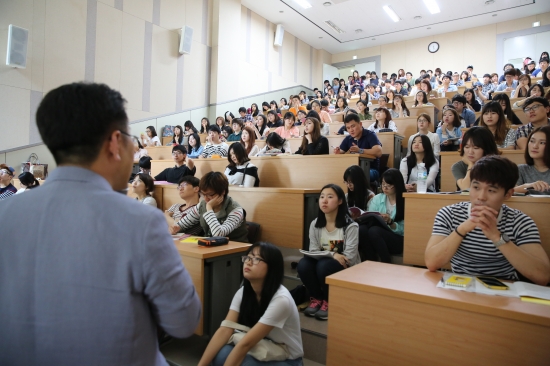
[425,155,550,285]
[200,125,229,158]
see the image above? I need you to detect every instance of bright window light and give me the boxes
[533,21,541,27]
[383,5,401,22]
[423,0,440,14]
[353,56,357,59]
[294,0,312,9]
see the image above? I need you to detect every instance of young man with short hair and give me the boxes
[515,97,550,150]
[154,145,196,183]
[334,114,383,181]
[533,57,549,77]
[474,73,495,105]
[451,72,463,87]
[394,80,408,96]
[495,68,518,92]
[227,118,243,142]
[201,125,229,158]
[452,94,476,128]
[238,106,252,122]
[437,75,458,93]
[498,63,514,83]
[425,155,550,285]
[466,65,477,79]
[289,95,307,116]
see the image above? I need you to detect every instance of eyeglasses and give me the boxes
[0,169,12,176]
[200,191,217,199]
[417,119,428,123]
[178,182,189,189]
[172,152,184,156]
[381,183,394,189]
[242,256,265,265]
[523,104,543,114]
[343,181,354,186]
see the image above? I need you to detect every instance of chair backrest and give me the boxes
[378,153,390,174]
[246,221,261,244]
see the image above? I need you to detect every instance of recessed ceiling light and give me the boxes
[319,36,323,39]
[353,56,357,59]
[485,0,495,4]
[372,38,376,40]
[423,0,440,14]
[414,16,422,20]
[325,20,345,34]
[383,5,401,22]
[279,10,284,13]
[323,1,332,6]
[533,21,540,27]
[427,27,431,30]
[492,14,497,17]
[294,0,312,9]
[355,29,363,33]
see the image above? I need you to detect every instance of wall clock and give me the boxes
[428,42,439,53]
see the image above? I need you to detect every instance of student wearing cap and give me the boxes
[0,165,17,200]
[227,118,244,142]
[154,145,196,183]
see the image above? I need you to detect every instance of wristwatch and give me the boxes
[493,233,510,248]
[359,148,364,154]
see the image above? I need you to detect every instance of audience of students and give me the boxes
[343,165,375,211]
[407,114,441,158]
[0,165,17,200]
[274,112,300,139]
[515,97,550,150]
[224,143,259,188]
[165,176,203,236]
[515,126,550,193]
[140,125,161,147]
[15,172,40,194]
[400,135,439,192]
[426,155,550,285]
[478,101,516,149]
[297,184,360,320]
[201,125,229,158]
[240,126,260,157]
[154,145,196,183]
[295,117,329,155]
[187,133,204,158]
[452,127,499,191]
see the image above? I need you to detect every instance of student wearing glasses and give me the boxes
[140,126,161,147]
[170,172,249,242]
[154,145,196,183]
[0,165,17,200]
[165,176,203,235]
[515,97,550,150]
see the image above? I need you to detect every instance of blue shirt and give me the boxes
[339,128,382,170]
[495,80,518,91]
[461,109,476,128]
[0,167,201,365]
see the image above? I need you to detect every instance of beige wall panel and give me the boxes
[405,36,433,77]
[213,100,244,121]
[268,23,279,75]
[124,0,153,23]
[281,33,295,82]
[380,42,402,76]
[206,0,213,47]
[190,107,209,126]
[297,40,310,87]
[43,0,87,93]
[95,3,122,90]
[0,153,6,164]
[127,109,157,123]
[149,26,178,114]
[332,50,354,64]
[98,0,115,7]
[159,0,186,31]
[182,44,208,109]
[357,45,381,60]
[270,74,290,91]
[249,11,266,70]
[31,0,46,92]
[215,0,240,48]
[0,0,34,90]
[129,118,157,137]
[185,0,203,46]
[6,143,56,174]
[432,30,464,74]
[239,62,269,98]
[497,15,536,34]
[158,111,191,128]
[209,46,219,103]
[120,13,145,112]
[463,25,496,76]
[216,47,241,101]
[536,12,550,26]
[0,85,30,150]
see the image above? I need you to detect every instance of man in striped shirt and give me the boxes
[425,156,550,285]
[200,125,229,158]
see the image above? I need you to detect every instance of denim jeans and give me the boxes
[212,345,303,366]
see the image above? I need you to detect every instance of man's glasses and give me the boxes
[524,104,543,114]
[241,256,265,265]
[172,152,184,156]
[119,130,139,142]
[178,182,189,189]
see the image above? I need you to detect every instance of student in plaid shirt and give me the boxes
[515,97,550,150]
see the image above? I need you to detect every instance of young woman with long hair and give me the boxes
[183,120,198,136]
[463,88,481,112]
[215,116,226,129]
[240,126,260,157]
[200,118,211,134]
[249,114,270,140]
[400,135,439,192]
[295,117,328,155]
[436,108,463,151]
[406,113,440,158]
[343,165,374,211]
[514,74,532,98]
[187,133,204,158]
[131,173,157,208]
[478,101,516,149]
[250,103,260,117]
[514,125,550,193]
[412,90,434,108]
[266,110,283,128]
[133,137,148,160]
[199,242,303,366]
[391,95,410,119]
[513,84,545,109]
[140,125,161,147]
[256,132,290,155]
[492,93,522,125]
[334,96,349,114]
[355,99,372,121]
[224,143,258,187]
[367,107,398,133]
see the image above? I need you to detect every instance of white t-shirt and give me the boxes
[230,285,303,360]
[320,227,345,253]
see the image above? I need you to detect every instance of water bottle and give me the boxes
[416,163,428,193]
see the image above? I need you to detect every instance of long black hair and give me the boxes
[227,142,250,167]
[172,125,184,144]
[406,135,437,180]
[315,184,352,229]
[492,93,518,125]
[381,169,405,222]
[187,132,201,153]
[199,118,210,134]
[265,132,286,151]
[238,242,284,328]
[256,114,268,136]
[18,172,40,188]
[343,165,369,211]
[183,120,198,134]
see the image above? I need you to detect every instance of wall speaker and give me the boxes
[274,24,284,47]
[6,25,29,68]
[179,26,193,55]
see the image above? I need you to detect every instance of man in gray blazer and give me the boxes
[0,83,201,365]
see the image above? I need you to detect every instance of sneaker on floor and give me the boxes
[315,300,328,320]
[303,297,322,317]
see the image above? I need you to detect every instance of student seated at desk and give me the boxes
[334,114,383,182]
[359,169,405,263]
[452,127,499,191]
[140,125,161,147]
[391,95,410,119]
[15,172,40,194]
[343,165,375,211]
[295,117,329,155]
[198,242,303,366]
[131,173,157,208]
[187,133,204,158]
[306,110,330,136]
[367,108,398,133]
[154,145,196,183]
[256,132,290,156]
[200,125,229,158]
[515,97,550,150]
[512,84,544,109]
[478,101,516,149]
[297,184,360,320]
[515,126,550,193]
[425,156,550,285]
[355,99,372,121]
[246,115,270,140]
[167,125,184,146]
[224,143,259,187]
[240,126,260,157]
[436,108,463,152]
[274,112,300,139]
[184,120,199,136]
[400,135,439,192]
[227,118,243,142]
[407,114,441,158]
[133,137,148,160]
[165,176,203,235]
[492,93,522,126]
[412,91,434,108]
[0,165,17,200]
[138,156,152,175]
[170,172,249,242]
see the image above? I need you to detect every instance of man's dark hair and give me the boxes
[467,65,474,69]
[421,73,431,80]
[540,57,549,64]
[313,87,319,92]
[382,72,388,76]
[177,175,200,188]
[459,127,499,157]
[172,145,187,155]
[470,155,518,193]
[452,94,467,105]
[208,125,221,134]
[483,73,491,78]
[199,171,229,198]
[524,96,550,109]
[320,99,329,107]
[238,107,246,113]
[231,118,244,127]
[442,74,451,81]
[394,79,402,85]
[344,113,361,124]
[36,82,128,165]
[504,68,516,77]
[138,156,152,169]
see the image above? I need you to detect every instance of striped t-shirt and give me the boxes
[200,142,229,158]
[432,202,541,280]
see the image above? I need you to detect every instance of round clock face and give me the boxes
[428,42,439,53]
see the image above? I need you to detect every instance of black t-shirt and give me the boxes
[154,164,196,183]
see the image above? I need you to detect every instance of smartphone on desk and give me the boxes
[476,276,509,290]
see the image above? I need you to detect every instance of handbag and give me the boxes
[221,320,290,362]
[21,153,48,179]
[162,125,174,137]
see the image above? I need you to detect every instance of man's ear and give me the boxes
[107,130,123,161]
[504,188,514,200]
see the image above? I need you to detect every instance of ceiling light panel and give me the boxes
[325,20,345,34]
[294,0,311,9]
[423,0,441,14]
[383,5,401,22]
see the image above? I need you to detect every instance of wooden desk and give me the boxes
[151,154,375,190]
[326,261,550,365]
[440,151,525,192]
[393,117,418,148]
[147,146,175,160]
[174,239,250,336]
[408,105,435,125]
[403,193,550,267]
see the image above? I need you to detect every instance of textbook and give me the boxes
[348,207,380,220]
[179,235,205,244]
[299,250,333,259]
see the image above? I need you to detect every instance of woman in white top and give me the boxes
[406,113,441,158]
[199,242,303,366]
[412,91,435,108]
[133,137,148,161]
[140,125,161,147]
[131,173,157,208]
[367,108,398,133]
[400,135,439,192]
[224,143,258,187]
[240,126,260,157]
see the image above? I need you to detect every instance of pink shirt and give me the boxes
[274,126,300,139]
[319,110,332,124]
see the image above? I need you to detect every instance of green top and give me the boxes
[367,193,404,236]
